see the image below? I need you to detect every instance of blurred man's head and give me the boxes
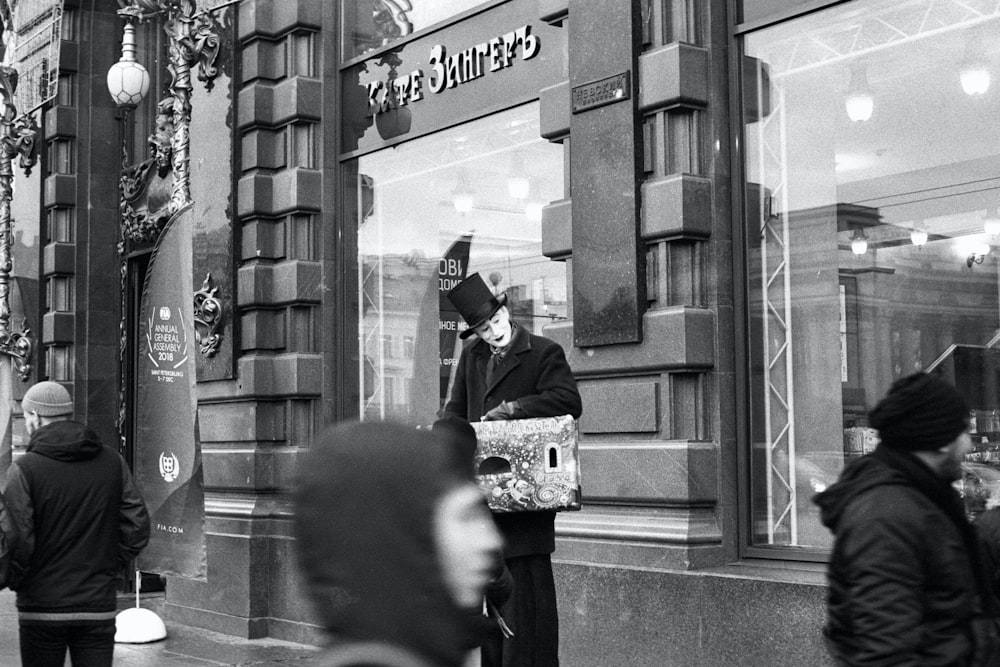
[869,372,971,481]
[294,421,500,665]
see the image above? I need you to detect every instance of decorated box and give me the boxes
[471,414,581,513]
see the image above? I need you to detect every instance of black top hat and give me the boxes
[447,273,508,339]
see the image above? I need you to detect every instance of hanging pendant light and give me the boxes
[845,65,874,123]
[850,228,868,255]
[960,32,991,96]
[452,171,474,214]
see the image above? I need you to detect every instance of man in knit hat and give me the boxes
[814,372,994,666]
[4,381,150,667]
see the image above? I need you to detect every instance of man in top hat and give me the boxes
[813,372,994,665]
[443,272,582,667]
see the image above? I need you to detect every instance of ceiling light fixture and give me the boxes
[452,171,474,214]
[845,65,874,123]
[850,228,869,256]
[960,32,991,96]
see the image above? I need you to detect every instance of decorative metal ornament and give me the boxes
[193,272,222,357]
[0,66,37,381]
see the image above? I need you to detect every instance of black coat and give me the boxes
[443,325,582,558]
[814,445,985,666]
[5,421,150,616]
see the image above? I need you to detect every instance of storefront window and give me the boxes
[343,1,496,59]
[743,1,1000,550]
[352,102,565,422]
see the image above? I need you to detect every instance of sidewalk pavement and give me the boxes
[0,589,320,666]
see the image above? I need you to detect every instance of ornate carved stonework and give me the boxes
[193,272,222,357]
[120,95,175,243]
[0,65,37,381]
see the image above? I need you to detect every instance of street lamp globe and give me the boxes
[106,21,149,108]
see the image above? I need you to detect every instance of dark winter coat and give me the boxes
[814,444,987,666]
[0,490,16,589]
[442,324,582,558]
[4,420,150,620]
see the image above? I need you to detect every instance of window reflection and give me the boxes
[743,1,1000,549]
[353,103,565,423]
[343,0,495,59]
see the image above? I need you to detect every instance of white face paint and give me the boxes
[474,306,513,349]
[433,485,503,609]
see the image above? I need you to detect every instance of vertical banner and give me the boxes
[134,207,207,580]
[438,235,472,407]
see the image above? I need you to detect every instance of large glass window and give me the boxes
[343,1,497,59]
[351,103,565,422]
[743,1,1000,550]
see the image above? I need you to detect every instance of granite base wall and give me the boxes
[555,561,834,667]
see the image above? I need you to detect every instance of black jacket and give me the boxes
[443,325,582,559]
[5,420,150,618]
[814,445,985,666]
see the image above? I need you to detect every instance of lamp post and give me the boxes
[0,66,37,381]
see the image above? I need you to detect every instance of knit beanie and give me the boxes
[21,381,73,417]
[868,372,969,451]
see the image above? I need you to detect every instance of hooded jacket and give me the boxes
[4,420,150,619]
[814,444,985,666]
[295,421,494,667]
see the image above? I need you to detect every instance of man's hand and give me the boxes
[484,400,521,421]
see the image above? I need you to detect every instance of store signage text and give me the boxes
[366,24,540,118]
[571,72,631,114]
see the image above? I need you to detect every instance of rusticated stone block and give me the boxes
[641,175,712,240]
[638,43,709,112]
[241,129,285,172]
[43,242,75,276]
[42,311,75,344]
[237,168,322,217]
[241,38,286,83]
[199,401,285,443]
[540,80,570,141]
[237,353,322,397]
[548,307,715,373]
[238,0,322,41]
[578,380,658,433]
[240,309,286,351]
[571,440,718,504]
[43,106,77,140]
[541,199,572,258]
[238,78,321,130]
[241,218,286,261]
[43,174,76,208]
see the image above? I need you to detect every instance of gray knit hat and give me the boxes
[21,381,73,416]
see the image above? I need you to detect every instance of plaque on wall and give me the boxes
[472,414,581,512]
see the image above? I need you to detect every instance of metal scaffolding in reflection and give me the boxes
[754,72,797,546]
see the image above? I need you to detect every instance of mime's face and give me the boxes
[474,306,512,349]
